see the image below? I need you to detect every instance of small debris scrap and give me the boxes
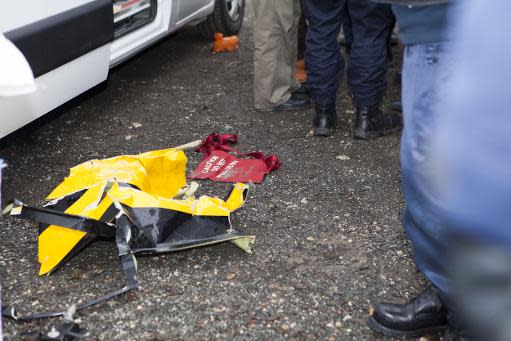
[190,133,280,183]
[213,33,239,53]
[41,305,86,341]
[295,59,307,82]
[40,321,86,341]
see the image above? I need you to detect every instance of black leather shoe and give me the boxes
[368,286,448,338]
[256,93,311,112]
[390,100,402,112]
[354,105,402,140]
[312,104,336,136]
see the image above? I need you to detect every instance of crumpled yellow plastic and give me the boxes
[38,148,187,275]
[107,181,254,253]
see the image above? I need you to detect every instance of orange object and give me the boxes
[213,33,239,53]
[295,58,307,82]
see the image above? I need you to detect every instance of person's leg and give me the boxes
[401,42,454,301]
[435,1,511,337]
[276,0,303,94]
[369,42,454,337]
[347,0,392,107]
[301,0,346,136]
[302,0,345,106]
[347,0,401,139]
[253,0,306,111]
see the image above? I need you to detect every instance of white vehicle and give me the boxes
[0,0,245,139]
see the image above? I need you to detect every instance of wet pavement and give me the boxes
[0,5,428,341]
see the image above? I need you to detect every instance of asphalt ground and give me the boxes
[0,6,431,341]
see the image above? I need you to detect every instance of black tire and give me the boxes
[198,0,245,38]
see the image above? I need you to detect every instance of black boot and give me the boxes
[368,286,448,338]
[354,105,402,140]
[312,103,336,136]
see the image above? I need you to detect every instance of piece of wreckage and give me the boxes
[189,133,281,183]
[1,142,263,321]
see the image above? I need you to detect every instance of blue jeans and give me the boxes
[401,42,453,301]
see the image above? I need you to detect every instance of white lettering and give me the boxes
[216,160,239,178]
[201,156,219,173]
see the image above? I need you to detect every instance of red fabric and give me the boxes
[195,133,239,156]
[189,133,280,183]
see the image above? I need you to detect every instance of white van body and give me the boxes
[0,0,243,138]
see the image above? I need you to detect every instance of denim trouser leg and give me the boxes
[401,43,453,300]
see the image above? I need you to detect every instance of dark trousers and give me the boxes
[301,0,393,106]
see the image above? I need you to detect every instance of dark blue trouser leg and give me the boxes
[301,0,346,106]
[302,0,393,106]
[347,0,393,107]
